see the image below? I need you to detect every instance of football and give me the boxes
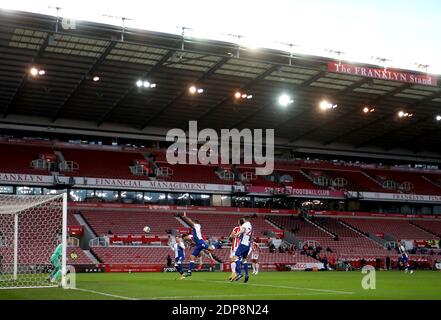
[143,226,151,233]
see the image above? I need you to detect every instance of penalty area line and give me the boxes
[193,279,355,295]
[72,287,139,300]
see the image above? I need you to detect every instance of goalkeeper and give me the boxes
[49,242,63,283]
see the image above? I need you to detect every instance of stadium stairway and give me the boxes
[304,217,336,238]
[83,250,100,264]
[338,219,368,237]
[299,169,317,185]
[264,216,303,249]
[73,212,97,250]
[421,175,441,191]
[336,219,389,248]
[360,171,387,190]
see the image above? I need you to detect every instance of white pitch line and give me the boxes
[148,292,333,300]
[73,287,138,300]
[193,279,354,295]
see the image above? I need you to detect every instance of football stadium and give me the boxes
[0,1,441,303]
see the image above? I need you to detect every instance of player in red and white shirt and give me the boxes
[249,241,261,275]
[228,223,242,281]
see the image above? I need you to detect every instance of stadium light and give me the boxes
[92,76,100,82]
[30,67,45,77]
[189,85,203,94]
[319,100,337,111]
[398,110,413,118]
[363,106,375,113]
[278,94,294,107]
[235,91,253,100]
[136,80,156,89]
[436,115,441,121]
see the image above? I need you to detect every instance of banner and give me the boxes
[348,191,441,204]
[245,185,346,198]
[108,235,166,245]
[312,210,441,220]
[286,187,346,198]
[99,264,164,272]
[0,172,232,194]
[328,62,437,86]
[68,226,84,236]
[277,262,324,271]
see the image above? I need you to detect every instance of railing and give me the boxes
[130,165,148,176]
[89,237,109,247]
[30,159,52,170]
[67,236,80,247]
[332,177,348,187]
[241,171,256,181]
[156,166,173,177]
[59,160,79,172]
[219,170,234,180]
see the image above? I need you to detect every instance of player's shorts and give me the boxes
[251,254,259,260]
[175,255,184,264]
[192,240,209,257]
[234,244,250,259]
[401,256,409,263]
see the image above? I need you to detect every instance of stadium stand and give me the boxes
[236,167,278,187]
[278,170,326,189]
[2,140,441,196]
[67,247,94,265]
[341,218,435,241]
[182,213,277,238]
[267,215,329,239]
[213,247,318,264]
[268,215,388,259]
[363,169,441,195]
[91,246,213,264]
[411,220,441,237]
[61,148,146,179]
[155,162,233,185]
[0,143,55,174]
[80,210,183,236]
[318,170,386,192]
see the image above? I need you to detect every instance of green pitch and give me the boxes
[0,271,440,300]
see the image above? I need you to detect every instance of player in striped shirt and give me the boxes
[249,241,261,275]
[228,221,242,281]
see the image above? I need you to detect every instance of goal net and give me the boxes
[0,193,67,289]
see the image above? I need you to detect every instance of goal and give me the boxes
[0,193,67,289]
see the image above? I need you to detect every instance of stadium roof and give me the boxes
[1,10,441,156]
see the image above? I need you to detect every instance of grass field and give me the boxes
[0,271,440,300]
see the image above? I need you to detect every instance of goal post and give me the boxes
[0,193,67,289]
